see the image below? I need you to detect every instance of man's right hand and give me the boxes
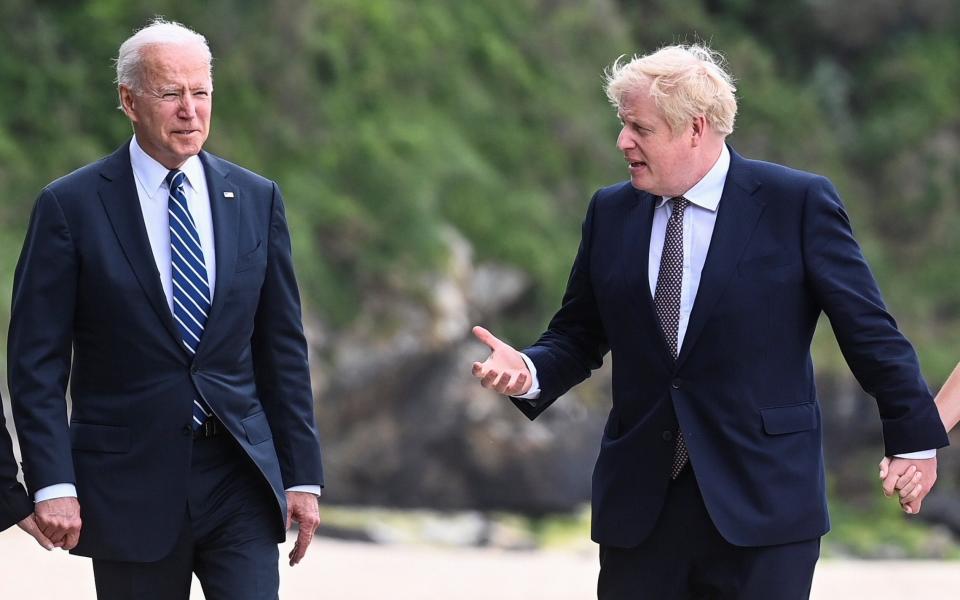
[471,326,532,396]
[17,513,55,550]
[35,497,81,550]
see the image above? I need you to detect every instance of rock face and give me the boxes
[305,228,960,516]
[310,228,606,513]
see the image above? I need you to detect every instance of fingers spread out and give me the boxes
[504,372,528,396]
[472,326,501,351]
[480,369,499,389]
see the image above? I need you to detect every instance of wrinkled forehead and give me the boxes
[140,43,212,87]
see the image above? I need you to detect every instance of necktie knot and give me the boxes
[165,169,185,191]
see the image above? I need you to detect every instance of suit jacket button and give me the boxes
[662,430,673,442]
[182,425,192,436]
[191,365,199,374]
[671,379,681,390]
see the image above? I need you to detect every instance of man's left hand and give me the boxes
[17,514,55,550]
[285,491,320,566]
[879,456,938,514]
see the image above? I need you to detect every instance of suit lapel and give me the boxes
[98,143,185,351]
[676,149,764,366]
[621,190,675,367]
[198,151,239,351]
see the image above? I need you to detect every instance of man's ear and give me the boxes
[119,85,137,121]
[690,115,708,147]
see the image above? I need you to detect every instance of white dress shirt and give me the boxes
[516,145,934,461]
[36,136,321,502]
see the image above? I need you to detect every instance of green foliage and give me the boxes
[824,495,960,559]
[0,0,630,334]
[0,0,957,378]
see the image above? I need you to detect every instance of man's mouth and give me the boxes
[627,160,647,169]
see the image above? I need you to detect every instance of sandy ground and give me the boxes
[1,528,958,599]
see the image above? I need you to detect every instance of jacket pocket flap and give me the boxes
[241,412,273,445]
[70,423,131,453]
[760,403,816,435]
[235,241,265,272]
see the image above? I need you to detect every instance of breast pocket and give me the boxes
[235,240,266,273]
[738,253,801,284]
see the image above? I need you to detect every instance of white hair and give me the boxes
[115,17,212,93]
[604,44,738,136]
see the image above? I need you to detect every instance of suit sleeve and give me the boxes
[513,191,610,420]
[7,188,78,494]
[802,176,948,455]
[251,183,324,488]
[0,400,32,531]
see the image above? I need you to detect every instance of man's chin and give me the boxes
[629,176,653,193]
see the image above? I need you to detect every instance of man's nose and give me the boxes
[177,95,197,118]
[617,128,634,151]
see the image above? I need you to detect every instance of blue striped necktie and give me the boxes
[166,169,213,430]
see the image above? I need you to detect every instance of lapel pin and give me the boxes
[223,191,235,198]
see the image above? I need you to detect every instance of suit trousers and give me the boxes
[92,432,282,600]
[597,467,820,600]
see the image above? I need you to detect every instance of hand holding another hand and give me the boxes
[17,513,55,550]
[35,497,82,550]
[879,456,937,515]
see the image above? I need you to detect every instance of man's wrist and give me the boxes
[893,449,937,460]
[515,353,541,401]
[285,485,322,497]
[34,483,78,503]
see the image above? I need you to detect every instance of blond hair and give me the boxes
[604,44,737,136]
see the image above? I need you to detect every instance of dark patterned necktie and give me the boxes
[653,197,689,478]
[166,170,214,430]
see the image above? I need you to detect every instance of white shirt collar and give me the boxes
[657,144,730,212]
[129,135,205,199]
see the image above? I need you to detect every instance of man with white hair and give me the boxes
[8,18,323,599]
[471,44,947,598]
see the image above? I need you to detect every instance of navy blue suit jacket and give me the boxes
[8,142,324,561]
[0,400,31,531]
[514,147,948,548]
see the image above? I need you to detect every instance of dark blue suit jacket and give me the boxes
[514,148,948,548]
[8,142,324,561]
[0,401,31,531]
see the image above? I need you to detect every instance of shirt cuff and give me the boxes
[285,485,323,497]
[513,353,541,402]
[34,483,78,503]
[893,449,937,460]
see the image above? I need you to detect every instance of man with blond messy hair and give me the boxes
[9,18,323,599]
[471,44,946,598]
